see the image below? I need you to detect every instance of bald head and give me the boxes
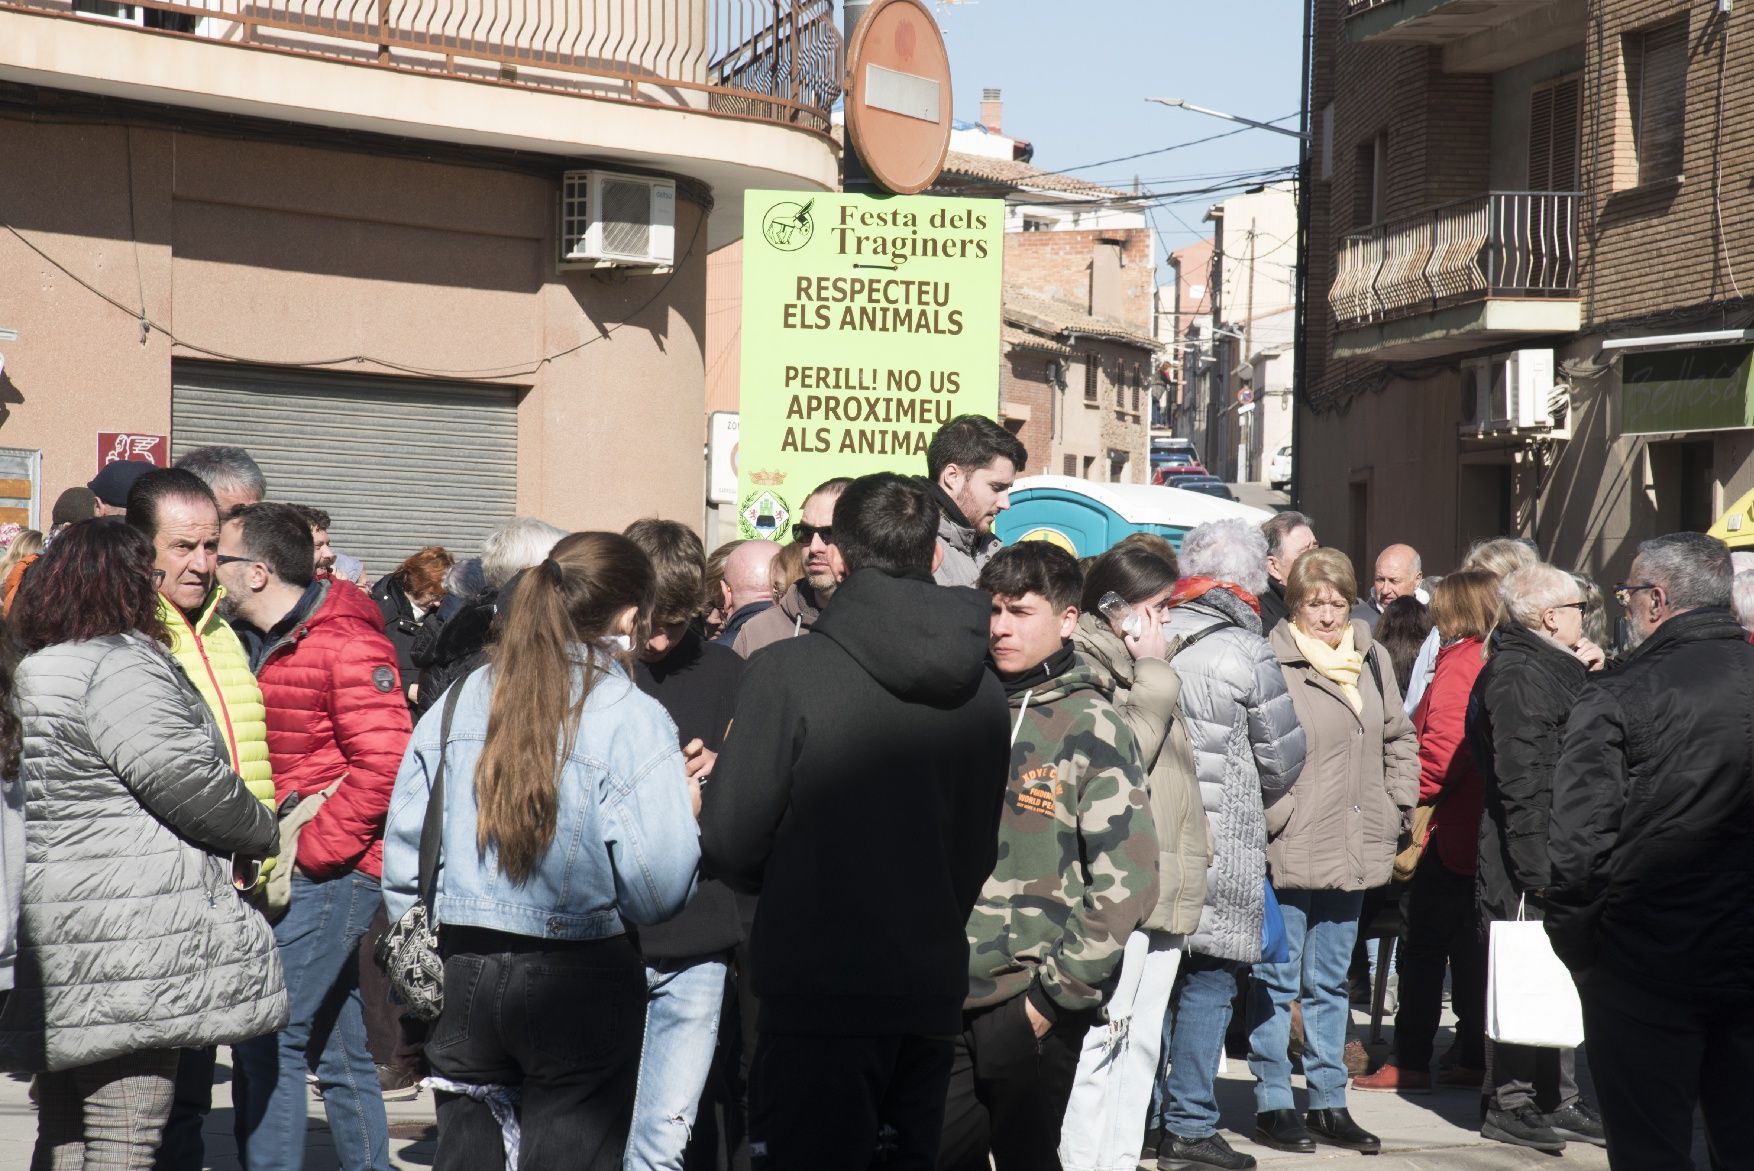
[1374,544,1423,606]
[725,540,781,609]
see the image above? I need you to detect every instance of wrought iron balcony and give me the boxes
[4,0,840,133]
[1331,191,1581,331]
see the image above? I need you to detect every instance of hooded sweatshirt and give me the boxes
[733,581,826,658]
[700,567,1010,1036]
[967,646,1159,1020]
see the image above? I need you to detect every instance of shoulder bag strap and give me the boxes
[416,674,470,911]
[1365,644,1384,696]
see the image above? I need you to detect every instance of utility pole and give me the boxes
[1243,220,1256,482]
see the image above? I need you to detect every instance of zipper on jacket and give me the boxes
[170,604,244,771]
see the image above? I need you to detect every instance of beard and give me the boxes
[217,592,242,624]
[1622,619,1648,651]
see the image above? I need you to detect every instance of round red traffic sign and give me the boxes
[843,0,953,195]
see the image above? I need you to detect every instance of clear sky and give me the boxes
[934,0,1306,270]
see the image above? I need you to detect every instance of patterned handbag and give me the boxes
[375,673,467,1021]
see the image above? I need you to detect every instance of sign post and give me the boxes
[733,190,1004,540]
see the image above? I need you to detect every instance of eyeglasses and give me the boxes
[791,522,833,545]
[215,554,256,567]
[1554,601,1591,613]
[1613,582,1656,607]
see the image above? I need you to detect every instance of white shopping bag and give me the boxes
[1486,901,1584,1048]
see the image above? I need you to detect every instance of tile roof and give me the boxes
[937,152,1134,199]
[1002,324,1070,356]
[1003,290,1160,352]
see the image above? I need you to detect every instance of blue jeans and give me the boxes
[1155,951,1242,1140]
[625,955,729,1171]
[1247,888,1363,1112]
[235,871,390,1171]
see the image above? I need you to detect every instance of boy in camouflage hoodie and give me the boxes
[939,542,1160,1171]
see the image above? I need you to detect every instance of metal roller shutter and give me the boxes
[172,364,519,578]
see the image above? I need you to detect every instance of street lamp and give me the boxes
[1144,98,1310,142]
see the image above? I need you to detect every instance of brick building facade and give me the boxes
[1303,0,1754,583]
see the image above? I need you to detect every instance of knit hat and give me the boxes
[87,460,157,509]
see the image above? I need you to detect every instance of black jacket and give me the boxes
[1546,607,1754,997]
[1466,623,1588,928]
[700,567,1010,1036]
[1259,579,1290,632]
[411,587,500,720]
[370,575,423,695]
[633,630,745,962]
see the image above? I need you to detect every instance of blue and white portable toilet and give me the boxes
[994,475,1273,559]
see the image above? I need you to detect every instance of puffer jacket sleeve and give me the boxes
[1245,636,1305,801]
[1030,716,1159,1019]
[1375,646,1419,809]
[1483,659,1561,892]
[602,719,700,928]
[300,633,413,879]
[1110,657,1177,770]
[1544,683,1628,971]
[87,642,277,858]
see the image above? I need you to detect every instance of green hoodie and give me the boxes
[966,649,1160,1019]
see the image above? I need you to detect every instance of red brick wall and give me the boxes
[1003,345,1058,476]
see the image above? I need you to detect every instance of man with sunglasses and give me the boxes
[735,477,852,657]
[1547,532,1754,1167]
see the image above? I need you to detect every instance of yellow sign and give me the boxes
[735,190,1005,539]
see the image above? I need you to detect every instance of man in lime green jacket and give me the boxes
[127,466,277,1171]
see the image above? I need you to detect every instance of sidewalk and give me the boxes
[0,1023,1620,1170]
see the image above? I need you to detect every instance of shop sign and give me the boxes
[97,432,168,472]
[734,190,1004,539]
[1622,345,1754,434]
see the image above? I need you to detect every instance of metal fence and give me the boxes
[9,0,840,133]
[1330,191,1581,328]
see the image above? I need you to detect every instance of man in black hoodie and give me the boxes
[702,472,1010,1171]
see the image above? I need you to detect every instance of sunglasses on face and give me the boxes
[792,523,833,545]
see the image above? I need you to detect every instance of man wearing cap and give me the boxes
[49,486,97,533]
[88,459,158,517]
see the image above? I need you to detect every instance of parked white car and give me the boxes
[1269,444,1293,491]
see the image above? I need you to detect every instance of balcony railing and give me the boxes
[4,0,841,133]
[1331,191,1580,329]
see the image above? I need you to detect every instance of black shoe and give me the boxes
[1254,1109,1316,1153]
[1541,1102,1607,1148]
[1482,1105,1567,1152]
[1306,1107,1382,1154]
[1158,1132,1257,1171]
[1142,1125,1164,1157]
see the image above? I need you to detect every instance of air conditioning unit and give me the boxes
[559,170,676,271]
[1459,349,1555,436]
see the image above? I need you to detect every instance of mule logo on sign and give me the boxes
[761,200,815,252]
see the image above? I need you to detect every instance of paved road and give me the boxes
[0,1012,1618,1169]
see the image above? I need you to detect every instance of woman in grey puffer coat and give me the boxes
[1151,519,1304,1165]
[0,521,285,1170]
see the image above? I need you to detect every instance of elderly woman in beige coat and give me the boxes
[1250,548,1418,1158]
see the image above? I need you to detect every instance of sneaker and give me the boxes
[1542,1101,1607,1148]
[1158,1132,1257,1171]
[377,1064,421,1102]
[1482,1105,1567,1152]
[1352,1062,1432,1094]
[1434,1064,1486,1090]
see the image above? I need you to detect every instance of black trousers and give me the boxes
[152,1047,217,1171]
[937,995,1091,1171]
[427,928,645,1171]
[1581,967,1754,1171]
[1393,853,1486,1071]
[749,1030,954,1171]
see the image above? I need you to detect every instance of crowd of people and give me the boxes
[0,414,1741,1171]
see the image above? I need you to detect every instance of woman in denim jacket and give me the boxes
[383,531,700,1171]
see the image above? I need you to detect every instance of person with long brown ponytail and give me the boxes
[382,531,700,1171]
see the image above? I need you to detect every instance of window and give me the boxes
[1084,356,1100,403]
[1353,132,1387,227]
[1529,74,1583,191]
[1131,382,1141,414]
[1625,20,1687,185]
[1021,215,1052,232]
[1063,455,1077,477]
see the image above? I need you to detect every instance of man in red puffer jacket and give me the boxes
[216,502,410,1171]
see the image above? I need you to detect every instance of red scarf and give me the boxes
[1168,575,1261,616]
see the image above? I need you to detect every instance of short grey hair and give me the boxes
[1501,564,1579,630]
[176,445,266,502]
[1179,518,1270,596]
[1260,510,1315,560]
[481,517,567,589]
[1637,531,1732,611]
[1732,570,1754,630]
[1460,537,1539,580]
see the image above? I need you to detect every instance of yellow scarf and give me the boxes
[1292,623,1364,714]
